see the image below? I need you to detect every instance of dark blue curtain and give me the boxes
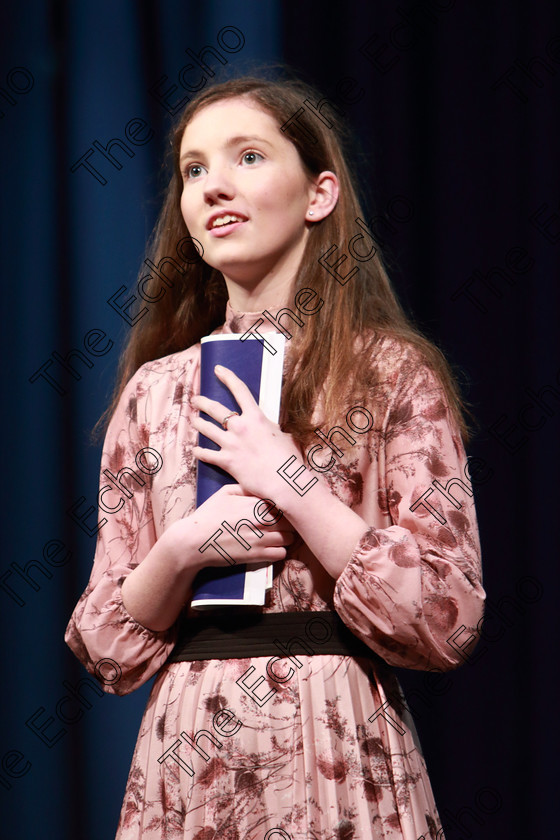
[1,1,557,838]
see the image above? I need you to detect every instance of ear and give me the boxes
[306,171,339,222]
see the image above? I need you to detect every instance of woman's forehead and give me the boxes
[180,97,281,147]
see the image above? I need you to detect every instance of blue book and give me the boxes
[191,332,286,608]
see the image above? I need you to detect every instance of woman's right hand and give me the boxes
[123,484,295,632]
[170,484,297,572]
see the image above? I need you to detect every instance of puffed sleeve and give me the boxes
[64,366,177,695]
[333,343,486,672]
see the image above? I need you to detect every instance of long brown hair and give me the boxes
[99,75,472,447]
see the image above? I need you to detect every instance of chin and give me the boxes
[208,256,267,281]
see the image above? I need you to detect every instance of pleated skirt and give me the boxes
[115,654,444,840]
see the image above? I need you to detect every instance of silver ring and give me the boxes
[221,411,240,430]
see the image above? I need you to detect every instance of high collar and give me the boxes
[220,299,287,335]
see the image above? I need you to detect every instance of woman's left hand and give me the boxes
[191,365,302,500]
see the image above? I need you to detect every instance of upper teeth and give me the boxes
[211,214,243,228]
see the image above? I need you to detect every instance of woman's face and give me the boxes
[179,97,319,297]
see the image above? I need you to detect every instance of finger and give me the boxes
[193,394,237,424]
[213,365,258,413]
[219,484,245,496]
[244,547,288,563]
[192,444,224,467]
[260,532,295,547]
[192,415,229,447]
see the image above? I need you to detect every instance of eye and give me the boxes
[241,151,263,166]
[184,163,206,180]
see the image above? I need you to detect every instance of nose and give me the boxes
[203,163,235,205]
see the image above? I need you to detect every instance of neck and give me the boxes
[220,238,309,311]
[223,272,294,312]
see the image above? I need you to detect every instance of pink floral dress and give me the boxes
[65,301,485,840]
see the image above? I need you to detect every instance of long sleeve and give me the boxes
[333,342,485,672]
[64,367,178,696]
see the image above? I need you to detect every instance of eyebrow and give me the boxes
[180,135,274,164]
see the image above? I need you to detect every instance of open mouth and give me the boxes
[207,213,248,231]
[211,215,244,229]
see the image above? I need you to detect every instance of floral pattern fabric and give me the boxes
[65,302,485,839]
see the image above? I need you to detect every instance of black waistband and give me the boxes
[166,610,377,662]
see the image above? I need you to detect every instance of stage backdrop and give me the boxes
[1,1,558,838]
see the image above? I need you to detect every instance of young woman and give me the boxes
[66,75,485,840]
